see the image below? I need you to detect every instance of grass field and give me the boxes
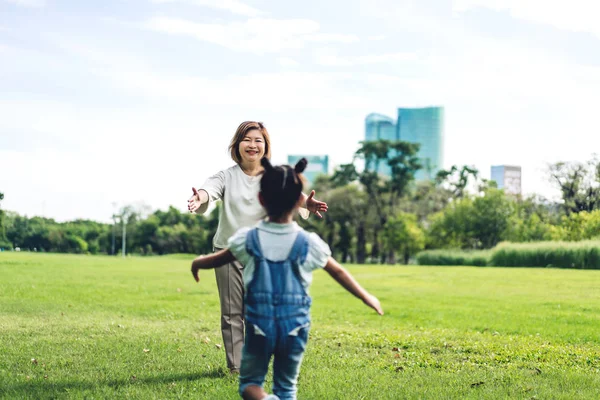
[1,253,599,399]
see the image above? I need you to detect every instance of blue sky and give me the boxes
[1,0,599,222]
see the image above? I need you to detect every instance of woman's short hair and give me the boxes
[228,121,271,164]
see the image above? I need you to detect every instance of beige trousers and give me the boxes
[214,250,245,371]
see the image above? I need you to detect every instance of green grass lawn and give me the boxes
[1,253,599,399]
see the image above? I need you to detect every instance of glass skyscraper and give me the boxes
[365,113,397,176]
[365,113,397,141]
[397,107,444,181]
[364,106,444,181]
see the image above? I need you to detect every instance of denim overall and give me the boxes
[239,228,311,400]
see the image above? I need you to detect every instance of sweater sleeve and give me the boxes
[197,170,226,215]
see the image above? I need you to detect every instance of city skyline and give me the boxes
[364,106,444,181]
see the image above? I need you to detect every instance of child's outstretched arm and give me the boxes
[191,249,236,282]
[324,257,384,315]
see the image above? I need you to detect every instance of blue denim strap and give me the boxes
[245,228,264,260]
[287,231,309,265]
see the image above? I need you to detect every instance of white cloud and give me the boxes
[3,0,45,7]
[453,0,600,38]
[315,50,418,66]
[98,69,369,111]
[41,34,369,111]
[145,17,357,53]
[278,57,299,67]
[151,0,262,17]
[358,0,453,36]
[305,33,359,43]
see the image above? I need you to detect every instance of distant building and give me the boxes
[287,155,329,187]
[364,106,444,180]
[397,107,444,181]
[365,113,397,176]
[491,165,522,195]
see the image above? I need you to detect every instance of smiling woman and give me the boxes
[186,121,328,374]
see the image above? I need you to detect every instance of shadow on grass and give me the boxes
[1,369,229,395]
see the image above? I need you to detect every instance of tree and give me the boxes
[382,213,425,264]
[0,192,8,249]
[326,184,373,264]
[426,198,475,249]
[470,188,515,248]
[332,140,421,263]
[426,188,514,249]
[506,195,561,242]
[507,213,556,242]
[557,210,600,241]
[356,140,421,219]
[435,165,481,199]
[134,215,160,254]
[404,180,452,224]
[548,156,600,215]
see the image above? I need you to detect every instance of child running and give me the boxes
[191,157,383,400]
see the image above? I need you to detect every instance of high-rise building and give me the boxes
[365,113,397,141]
[363,106,444,180]
[491,165,522,196]
[365,113,397,176]
[397,107,444,181]
[287,155,329,187]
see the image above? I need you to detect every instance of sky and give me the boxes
[1,0,599,222]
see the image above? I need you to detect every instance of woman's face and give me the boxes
[238,129,266,164]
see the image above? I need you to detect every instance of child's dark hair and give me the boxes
[260,157,307,218]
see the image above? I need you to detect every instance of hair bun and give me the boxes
[261,157,274,171]
[294,158,308,174]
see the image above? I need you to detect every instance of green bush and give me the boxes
[416,249,491,266]
[490,241,600,269]
[417,241,600,269]
[0,238,13,251]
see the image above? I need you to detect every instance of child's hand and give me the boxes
[364,294,384,315]
[190,249,235,279]
[191,259,202,282]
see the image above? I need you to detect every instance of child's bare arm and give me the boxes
[324,257,384,315]
[191,249,236,282]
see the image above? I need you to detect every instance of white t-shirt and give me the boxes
[227,221,331,291]
[198,164,310,249]
[199,165,265,249]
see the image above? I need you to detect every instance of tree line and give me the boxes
[0,201,219,256]
[1,142,599,263]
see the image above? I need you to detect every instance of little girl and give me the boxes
[191,157,383,400]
